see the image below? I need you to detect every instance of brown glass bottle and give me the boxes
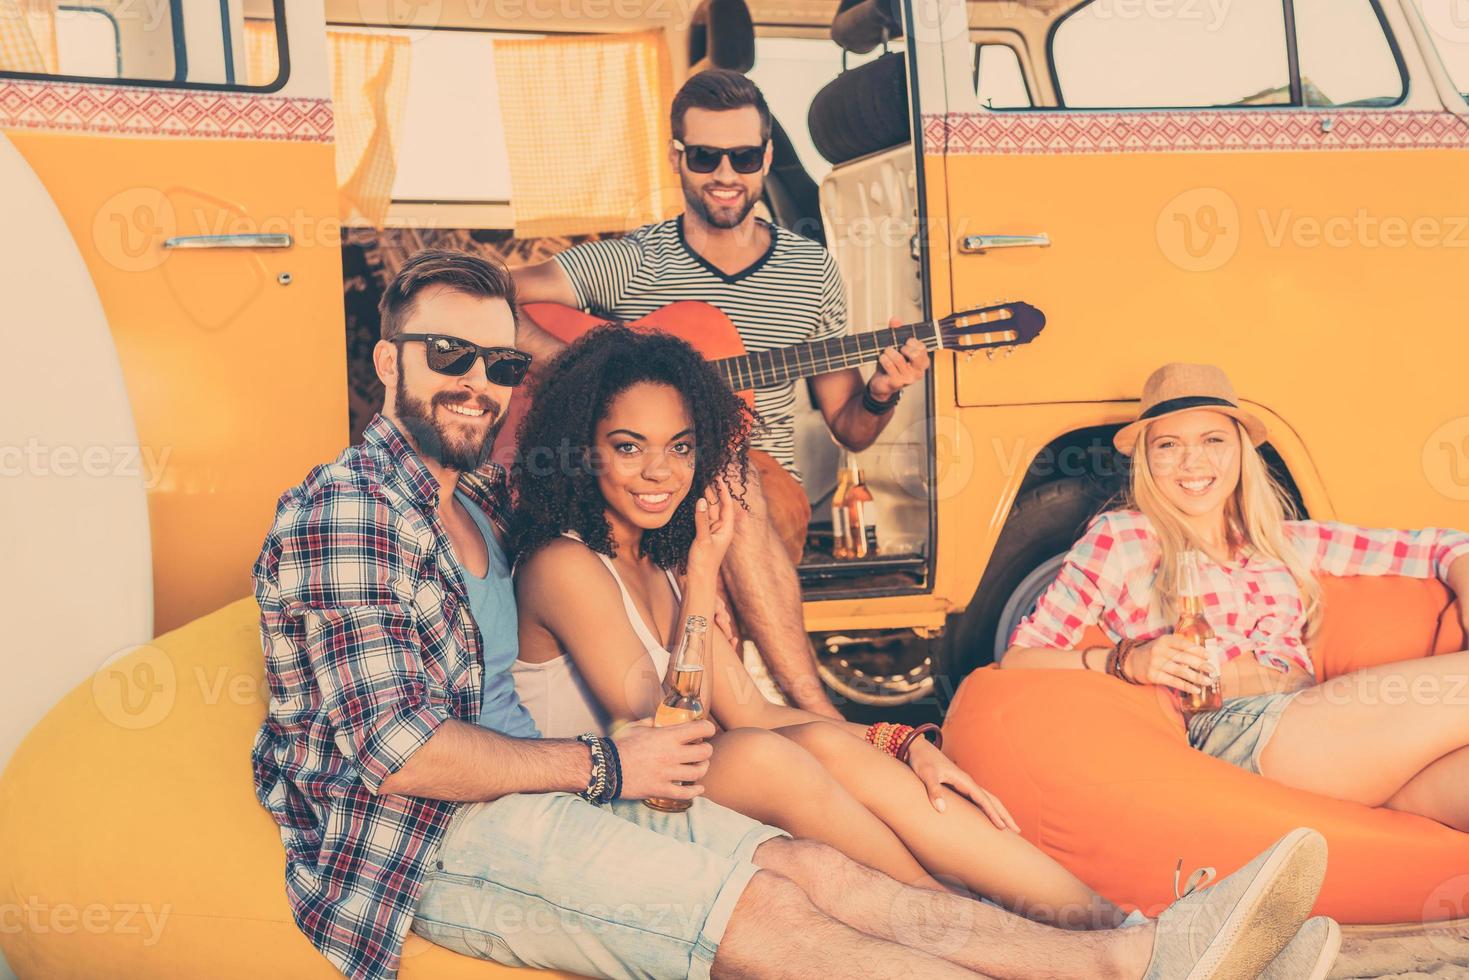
[645,615,709,813]
[1176,551,1223,713]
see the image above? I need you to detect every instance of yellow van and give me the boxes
[3,0,1467,727]
[4,0,1469,976]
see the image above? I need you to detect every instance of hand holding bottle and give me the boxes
[613,717,715,803]
[1124,634,1218,696]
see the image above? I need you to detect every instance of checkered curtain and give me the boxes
[0,1,56,73]
[329,31,413,227]
[494,29,680,237]
[244,19,279,87]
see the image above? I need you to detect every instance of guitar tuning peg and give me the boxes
[986,349,996,361]
[1004,347,1014,358]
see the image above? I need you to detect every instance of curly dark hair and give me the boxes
[510,324,755,571]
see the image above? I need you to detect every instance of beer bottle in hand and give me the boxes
[1176,550,1223,713]
[646,615,710,813]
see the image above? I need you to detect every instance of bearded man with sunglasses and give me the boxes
[513,69,931,720]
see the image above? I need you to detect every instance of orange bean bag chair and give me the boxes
[0,598,581,980]
[943,575,1469,925]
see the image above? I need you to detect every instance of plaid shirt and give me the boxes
[1013,509,1469,675]
[252,415,510,980]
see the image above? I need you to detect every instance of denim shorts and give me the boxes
[1186,692,1302,774]
[411,792,788,979]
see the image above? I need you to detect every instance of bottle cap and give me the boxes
[684,615,708,633]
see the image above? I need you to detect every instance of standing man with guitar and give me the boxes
[511,69,930,718]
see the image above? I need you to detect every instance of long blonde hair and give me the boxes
[1124,419,1322,639]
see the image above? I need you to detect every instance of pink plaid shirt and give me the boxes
[1011,510,1469,675]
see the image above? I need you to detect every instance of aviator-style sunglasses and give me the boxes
[673,139,768,174]
[397,334,533,387]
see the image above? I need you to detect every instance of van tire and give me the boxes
[941,478,1109,685]
[807,52,911,165]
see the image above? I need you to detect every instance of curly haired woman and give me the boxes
[503,323,1166,927]
[1002,363,1469,833]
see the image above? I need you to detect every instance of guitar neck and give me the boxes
[716,321,940,392]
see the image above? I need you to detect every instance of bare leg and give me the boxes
[778,721,1129,930]
[749,838,1153,980]
[1385,743,1469,832]
[712,869,991,979]
[1260,650,1469,818]
[723,458,840,718]
[705,728,943,890]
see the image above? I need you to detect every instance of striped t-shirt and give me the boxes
[553,215,848,480]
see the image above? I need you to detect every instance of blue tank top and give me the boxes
[455,490,540,739]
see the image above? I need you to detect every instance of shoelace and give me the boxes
[1174,859,1218,900]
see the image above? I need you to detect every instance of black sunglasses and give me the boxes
[397,334,533,387]
[674,139,767,174]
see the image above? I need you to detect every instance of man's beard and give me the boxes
[682,173,761,230]
[395,373,505,473]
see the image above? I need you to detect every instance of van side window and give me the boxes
[1293,0,1405,106]
[1050,0,1405,109]
[0,2,285,91]
[974,43,1031,108]
[1051,0,1291,107]
[1417,0,1469,97]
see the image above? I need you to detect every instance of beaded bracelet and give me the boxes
[865,722,914,758]
[575,733,622,805]
[896,723,942,764]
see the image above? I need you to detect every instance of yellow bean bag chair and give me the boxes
[0,598,580,979]
[944,575,1469,925]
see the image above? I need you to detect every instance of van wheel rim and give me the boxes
[816,658,935,707]
[993,553,1067,664]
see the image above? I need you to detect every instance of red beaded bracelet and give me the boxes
[865,722,915,758]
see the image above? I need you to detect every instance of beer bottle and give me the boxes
[1175,550,1223,713]
[646,615,710,813]
[832,459,854,559]
[846,461,875,558]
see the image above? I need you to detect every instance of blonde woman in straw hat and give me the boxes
[1003,363,1469,833]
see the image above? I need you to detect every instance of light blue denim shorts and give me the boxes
[1186,692,1302,774]
[411,792,788,979]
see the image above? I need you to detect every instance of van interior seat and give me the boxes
[685,0,824,243]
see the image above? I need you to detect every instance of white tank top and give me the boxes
[511,533,682,738]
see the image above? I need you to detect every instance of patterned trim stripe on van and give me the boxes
[922,110,1469,156]
[0,79,333,141]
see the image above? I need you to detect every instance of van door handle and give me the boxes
[163,233,294,249]
[959,234,1050,253]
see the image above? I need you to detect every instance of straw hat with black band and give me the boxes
[1113,363,1269,456]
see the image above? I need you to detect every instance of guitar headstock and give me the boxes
[938,301,1046,353]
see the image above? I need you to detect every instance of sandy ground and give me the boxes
[1331,920,1469,979]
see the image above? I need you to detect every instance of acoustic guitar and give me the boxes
[517,299,1047,408]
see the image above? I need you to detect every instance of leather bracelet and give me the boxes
[575,733,620,805]
[1080,646,1104,672]
[861,381,901,415]
[897,723,943,764]
[1117,639,1144,685]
